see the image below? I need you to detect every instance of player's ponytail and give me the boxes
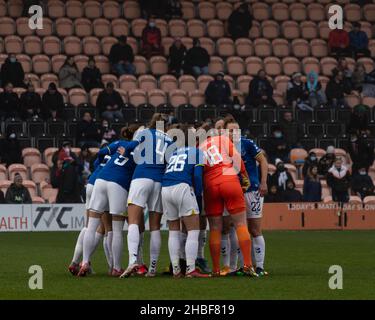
[120,123,141,140]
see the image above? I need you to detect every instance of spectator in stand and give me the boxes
[140,0,167,18]
[302,151,319,178]
[327,157,351,203]
[81,58,104,93]
[0,189,5,204]
[269,159,295,192]
[337,57,353,90]
[303,165,322,202]
[96,82,124,121]
[165,0,182,19]
[264,185,283,203]
[286,72,312,111]
[76,112,101,148]
[318,145,336,176]
[0,82,20,120]
[228,3,253,40]
[56,159,82,204]
[168,38,186,77]
[1,132,22,166]
[246,69,276,107]
[109,36,135,76]
[279,111,301,148]
[351,167,375,200]
[266,127,290,164]
[99,119,117,144]
[347,105,369,135]
[351,62,366,92]
[325,69,351,108]
[205,72,232,106]
[305,70,327,108]
[5,173,32,204]
[184,39,210,77]
[19,82,42,119]
[349,22,370,59]
[78,146,94,185]
[141,19,164,59]
[348,130,374,172]
[41,83,64,120]
[328,28,350,57]
[281,180,302,202]
[0,54,25,88]
[58,57,83,91]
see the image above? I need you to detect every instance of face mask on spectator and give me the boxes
[64,147,70,154]
[310,155,317,161]
[274,131,282,138]
[10,57,16,63]
[350,136,358,142]
[359,170,366,175]
[149,22,155,27]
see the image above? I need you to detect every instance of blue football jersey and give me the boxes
[96,140,137,191]
[239,136,262,192]
[162,146,204,188]
[131,128,174,183]
[87,154,111,185]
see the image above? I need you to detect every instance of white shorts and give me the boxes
[85,183,94,210]
[127,178,163,213]
[161,183,199,221]
[89,179,128,215]
[245,190,264,219]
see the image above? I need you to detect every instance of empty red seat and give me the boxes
[84,1,102,19]
[169,19,187,38]
[160,75,178,93]
[217,38,235,57]
[48,0,65,19]
[31,163,49,184]
[128,89,147,106]
[43,37,61,55]
[22,148,41,168]
[264,57,282,76]
[189,90,205,107]
[169,89,188,107]
[111,19,130,37]
[69,88,88,106]
[262,20,280,39]
[198,2,216,20]
[51,55,67,74]
[123,1,141,20]
[8,0,23,18]
[282,21,300,39]
[56,18,74,37]
[0,18,16,36]
[66,0,83,19]
[272,39,290,57]
[63,36,82,55]
[227,57,245,76]
[301,21,318,40]
[290,3,307,21]
[24,36,42,55]
[36,18,52,37]
[119,75,138,92]
[292,39,310,58]
[93,18,111,37]
[187,20,205,38]
[252,3,270,21]
[282,57,301,76]
[148,89,167,106]
[207,19,224,39]
[83,37,101,56]
[138,75,157,91]
[181,1,195,20]
[272,3,289,21]
[41,74,59,89]
[254,39,272,57]
[16,17,34,36]
[103,0,120,19]
[32,55,51,74]
[5,36,23,54]
[245,57,263,76]
[150,56,168,76]
[307,3,325,22]
[216,2,232,20]
[74,18,93,37]
[235,38,253,57]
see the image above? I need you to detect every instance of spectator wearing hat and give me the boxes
[328,28,351,57]
[168,38,187,77]
[246,69,276,107]
[0,82,20,120]
[268,159,295,193]
[141,18,164,59]
[266,128,290,164]
[228,3,253,40]
[0,54,25,88]
[349,22,370,59]
[318,145,336,176]
[109,36,136,76]
[41,82,64,120]
[305,70,327,108]
[302,151,319,178]
[5,173,32,204]
[96,82,124,121]
[205,72,232,106]
[351,166,374,200]
[327,157,351,203]
[264,184,283,203]
[184,39,210,77]
[286,72,312,111]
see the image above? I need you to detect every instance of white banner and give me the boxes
[0,205,32,232]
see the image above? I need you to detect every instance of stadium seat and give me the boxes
[69,89,88,106]
[93,18,111,37]
[0,180,11,194]
[189,90,206,108]
[364,4,375,22]
[168,19,186,38]
[0,164,7,181]
[246,57,263,76]
[254,39,272,58]
[23,36,41,55]
[94,55,110,74]
[22,148,41,168]
[56,18,74,37]
[292,39,310,58]
[307,3,325,22]
[138,75,157,91]
[310,39,328,58]
[301,21,318,40]
[101,74,118,88]
[103,0,120,19]
[43,36,61,56]
[227,57,245,76]
[128,89,147,107]
[48,0,65,19]
[32,196,45,204]
[207,20,224,39]
[40,181,58,203]
[358,58,374,73]
[148,89,167,107]
[198,2,216,20]
[36,17,52,37]
[302,57,320,75]
[344,4,361,22]
[150,56,168,76]
[181,1,196,20]
[16,17,34,36]
[262,21,280,39]
[119,75,138,92]
[187,20,205,38]
[83,37,101,56]
[274,75,290,93]
[111,19,129,37]
[282,21,300,39]
[264,57,282,76]
[290,148,309,166]
[309,148,326,159]
[237,75,252,95]
[363,196,375,205]
[0,17,15,36]
[252,3,270,20]
[89,88,102,106]
[272,3,289,21]
[216,2,233,20]
[249,21,261,39]
[40,74,59,89]
[44,148,58,167]
[208,56,224,75]
[123,1,141,20]
[32,55,51,74]
[8,164,28,181]
[320,57,338,76]
[160,75,178,93]
[74,18,93,37]
[271,39,290,58]
[63,36,82,55]
[197,75,214,92]
[5,36,23,54]
[349,196,362,205]
[217,38,235,57]
[66,0,83,19]
[0,0,6,17]
[134,56,148,75]
[290,3,307,22]
[179,75,197,93]
[74,55,89,73]
[84,1,102,19]
[169,89,188,108]
[199,37,215,56]
[235,38,253,57]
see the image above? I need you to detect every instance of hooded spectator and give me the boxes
[19,82,42,119]
[328,28,350,57]
[0,54,25,88]
[1,132,22,166]
[109,36,135,76]
[0,82,20,120]
[327,158,351,203]
[5,173,32,204]
[264,184,283,203]
[305,70,327,108]
[303,165,322,202]
[269,159,295,192]
[228,3,253,40]
[184,39,210,77]
[349,22,370,59]
[351,167,374,200]
[246,69,276,107]
[168,38,186,77]
[41,82,64,120]
[205,72,232,106]
[58,57,83,91]
[141,19,164,59]
[266,128,290,164]
[325,69,351,108]
[76,112,101,148]
[281,180,302,202]
[286,72,312,111]
[279,111,302,148]
[318,145,336,176]
[81,58,104,93]
[302,151,319,178]
[96,82,124,121]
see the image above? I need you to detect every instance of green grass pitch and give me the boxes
[0,230,374,300]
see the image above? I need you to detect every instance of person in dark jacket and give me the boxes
[347,130,374,172]
[165,0,182,19]
[325,69,351,108]
[5,173,32,204]
[109,36,136,76]
[286,72,311,111]
[303,165,322,202]
[347,105,369,135]
[96,82,124,121]
[246,69,276,107]
[264,184,283,203]
[302,151,319,178]
[56,159,82,204]
[349,22,370,59]
[1,132,22,166]
[81,58,104,93]
[268,159,295,192]
[168,38,186,77]
[205,72,232,106]
[327,158,351,203]
[141,19,164,59]
[351,167,374,200]
[266,128,290,164]
[184,39,210,77]
[281,180,302,202]
[41,82,64,119]
[76,112,101,148]
[0,82,20,120]
[228,3,253,40]
[318,145,336,176]
[19,82,42,119]
[279,111,302,148]
[0,54,25,88]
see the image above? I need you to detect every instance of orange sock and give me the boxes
[209,230,221,273]
[236,225,252,267]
